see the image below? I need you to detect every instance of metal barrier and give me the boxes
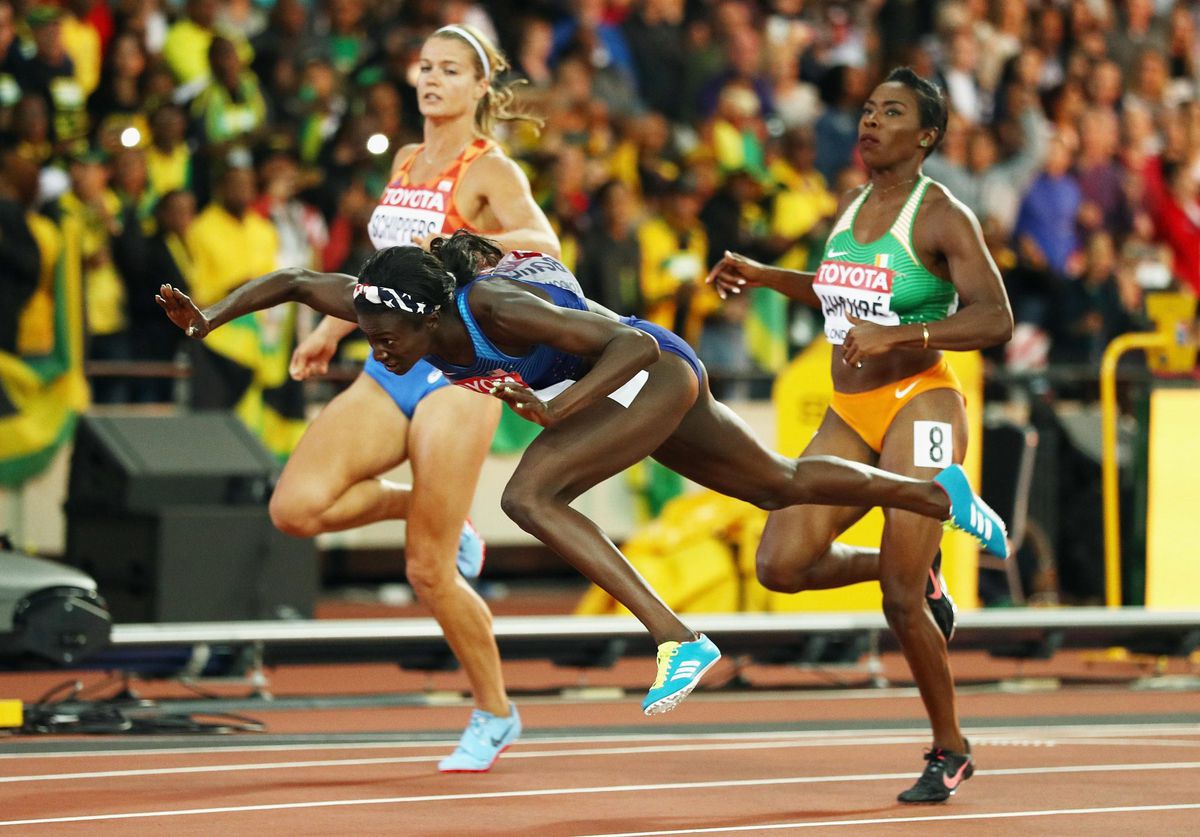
[91,609,1200,678]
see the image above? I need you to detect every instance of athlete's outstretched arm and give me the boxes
[157,268,359,339]
[705,251,820,307]
[707,187,862,306]
[466,154,560,257]
[473,285,659,426]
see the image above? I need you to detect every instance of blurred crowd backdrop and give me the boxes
[1,0,1198,480]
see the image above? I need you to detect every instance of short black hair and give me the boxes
[884,66,948,156]
[357,246,456,319]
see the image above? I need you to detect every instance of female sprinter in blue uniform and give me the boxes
[268,25,557,773]
[157,231,1007,719]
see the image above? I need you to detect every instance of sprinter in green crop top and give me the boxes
[708,67,1013,804]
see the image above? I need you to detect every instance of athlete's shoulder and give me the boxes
[467,145,523,178]
[920,179,978,229]
[915,178,986,256]
[388,142,422,178]
[497,249,558,265]
[462,270,537,317]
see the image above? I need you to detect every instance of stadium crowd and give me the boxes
[0,0,1195,416]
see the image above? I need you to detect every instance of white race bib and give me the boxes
[368,184,451,249]
[913,420,953,469]
[813,259,900,344]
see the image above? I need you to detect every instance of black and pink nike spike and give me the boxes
[925,549,957,643]
[898,740,974,803]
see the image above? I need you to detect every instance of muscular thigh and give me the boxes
[877,388,967,478]
[406,385,501,546]
[513,355,698,501]
[275,373,410,506]
[758,407,877,565]
[876,388,967,584]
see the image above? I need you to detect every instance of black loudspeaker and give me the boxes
[66,507,317,623]
[68,413,277,512]
[0,549,112,668]
[64,413,317,623]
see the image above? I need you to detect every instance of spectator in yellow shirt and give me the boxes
[163,0,252,93]
[185,164,279,409]
[636,174,719,346]
[45,148,129,402]
[767,126,837,272]
[60,0,102,97]
[190,36,266,159]
[145,103,192,196]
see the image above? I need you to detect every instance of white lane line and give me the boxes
[1042,737,1200,749]
[0,738,934,783]
[1,731,1197,784]
[2,723,1196,761]
[1,762,1198,827]
[579,803,1200,836]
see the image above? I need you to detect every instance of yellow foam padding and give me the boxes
[0,699,23,728]
[1145,388,1200,608]
[576,537,739,617]
[575,493,751,615]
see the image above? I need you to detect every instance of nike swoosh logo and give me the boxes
[942,759,970,789]
[826,250,848,259]
[895,381,918,399]
[490,735,506,747]
[927,569,943,600]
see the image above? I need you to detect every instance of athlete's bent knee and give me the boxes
[499,480,544,535]
[756,560,803,593]
[404,550,456,600]
[880,588,925,636]
[269,490,325,538]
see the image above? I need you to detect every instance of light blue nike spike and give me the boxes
[438,705,521,773]
[456,519,485,579]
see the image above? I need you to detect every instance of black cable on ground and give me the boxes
[15,672,267,736]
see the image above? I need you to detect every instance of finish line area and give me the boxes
[2,600,1199,835]
[1,674,1198,836]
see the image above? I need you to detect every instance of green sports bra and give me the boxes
[813,176,957,345]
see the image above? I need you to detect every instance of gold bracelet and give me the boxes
[922,322,930,349]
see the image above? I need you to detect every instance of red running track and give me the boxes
[1,660,1198,836]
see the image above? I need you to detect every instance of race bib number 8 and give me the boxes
[913,420,953,468]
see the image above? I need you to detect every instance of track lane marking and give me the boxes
[1,761,1199,827]
[580,803,1200,835]
[0,733,1197,784]
[2,723,1196,761]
